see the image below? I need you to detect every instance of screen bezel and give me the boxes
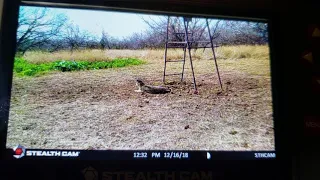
[0,0,286,163]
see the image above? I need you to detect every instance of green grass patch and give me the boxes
[14,58,54,76]
[14,58,145,77]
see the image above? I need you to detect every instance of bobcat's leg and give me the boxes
[135,86,143,92]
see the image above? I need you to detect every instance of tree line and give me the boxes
[17,7,268,54]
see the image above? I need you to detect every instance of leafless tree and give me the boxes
[17,8,268,52]
[141,16,221,49]
[84,34,100,49]
[219,21,268,45]
[63,24,90,52]
[100,30,112,50]
[16,7,67,54]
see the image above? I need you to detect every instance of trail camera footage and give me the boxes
[7,6,274,150]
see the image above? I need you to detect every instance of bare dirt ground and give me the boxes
[7,49,274,151]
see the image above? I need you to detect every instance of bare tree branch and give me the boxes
[16,7,67,54]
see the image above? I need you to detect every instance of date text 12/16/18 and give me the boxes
[164,152,189,159]
[133,152,189,159]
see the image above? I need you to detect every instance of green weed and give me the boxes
[14,58,54,76]
[14,58,145,76]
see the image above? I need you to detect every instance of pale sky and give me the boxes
[20,6,226,39]
[43,7,166,39]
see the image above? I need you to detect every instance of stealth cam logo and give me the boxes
[82,166,98,180]
[13,145,26,159]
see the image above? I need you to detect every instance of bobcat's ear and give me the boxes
[136,79,143,83]
[133,76,139,81]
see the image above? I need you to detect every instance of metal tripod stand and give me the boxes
[163,16,223,92]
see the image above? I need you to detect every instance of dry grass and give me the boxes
[7,45,274,151]
[24,45,270,77]
[24,45,269,63]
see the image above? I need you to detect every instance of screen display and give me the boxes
[4,5,275,160]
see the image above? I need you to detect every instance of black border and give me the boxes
[0,1,294,179]
[21,0,272,20]
[0,0,278,157]
[0,0,20,153]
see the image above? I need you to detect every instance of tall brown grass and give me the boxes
[21,45,270,77]
[23,45,269,63]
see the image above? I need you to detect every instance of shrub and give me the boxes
[14,58,53,76]
[238,51,252,59]
[53,61,86,72]
[13,58,145,76]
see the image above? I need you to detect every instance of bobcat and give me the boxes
[135,79,171,94]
